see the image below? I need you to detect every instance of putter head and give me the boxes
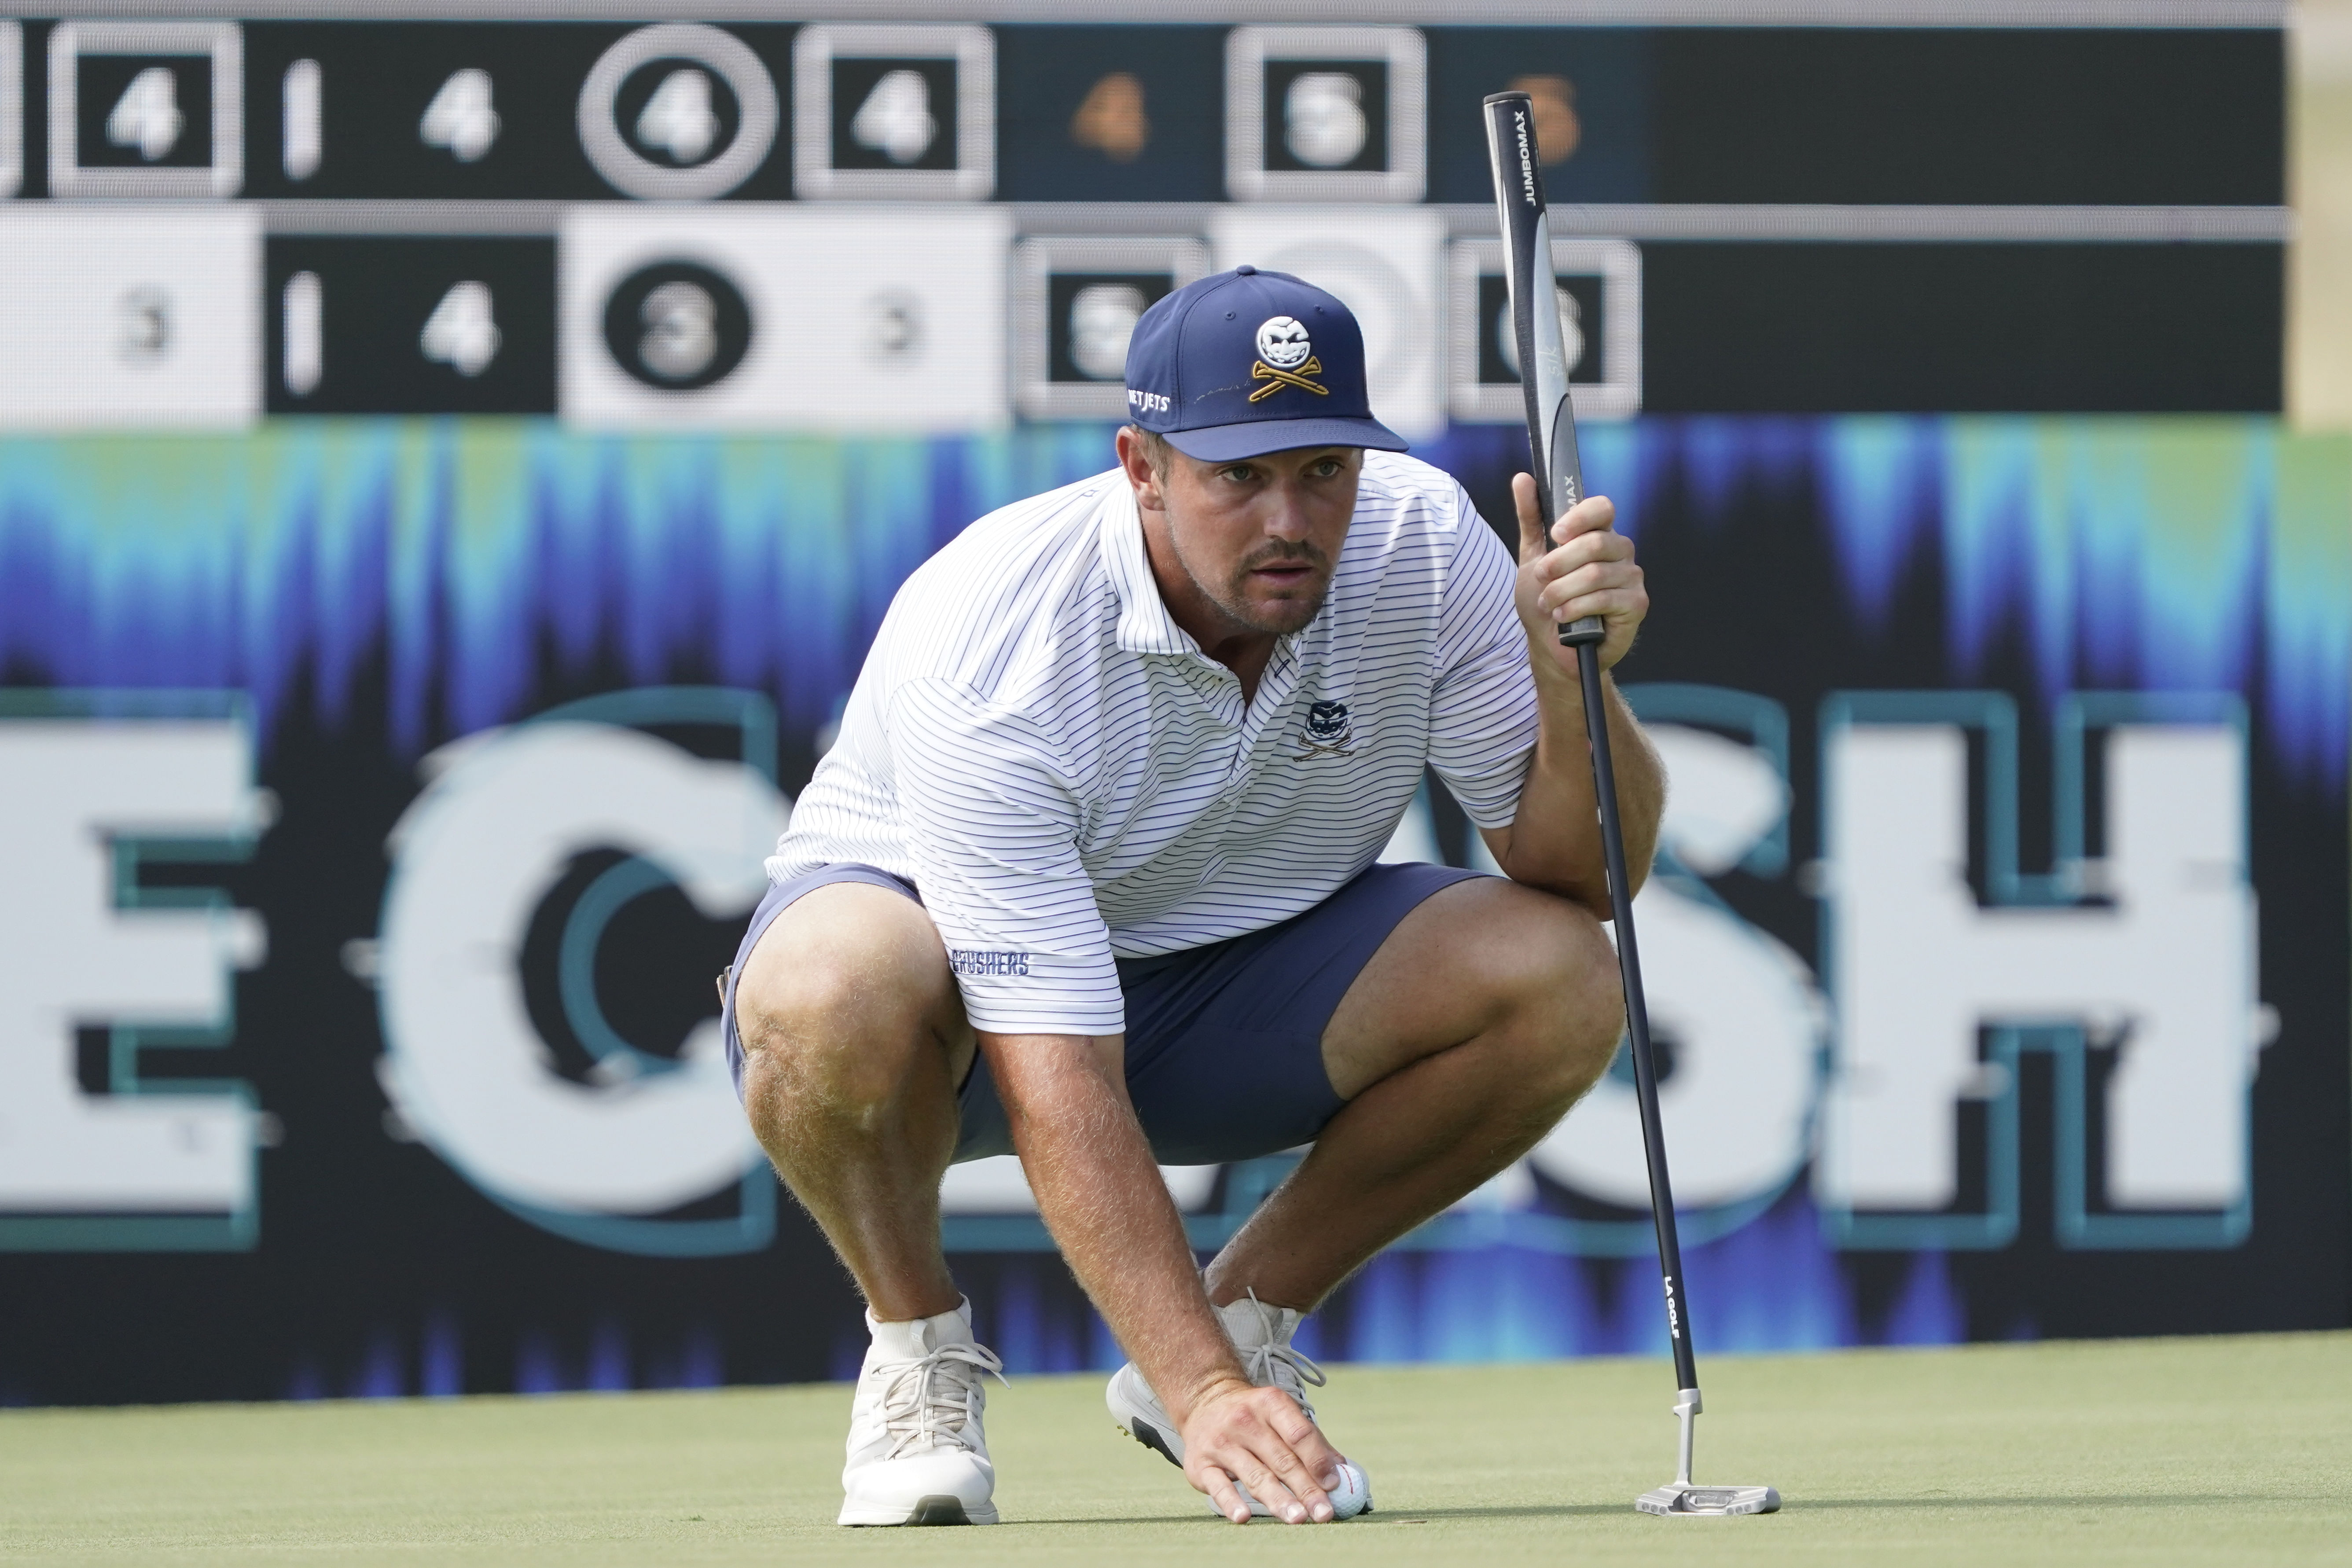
[1636,1482,1781,1517]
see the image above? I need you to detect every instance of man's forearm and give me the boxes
[1493,660,1664,914]
[979,1031,1247,1422]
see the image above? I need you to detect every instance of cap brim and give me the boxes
[1163,415,1409,463]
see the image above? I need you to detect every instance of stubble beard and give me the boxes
[1174,536,1333,637]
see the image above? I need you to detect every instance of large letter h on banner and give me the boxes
[1814,691,2261,1251]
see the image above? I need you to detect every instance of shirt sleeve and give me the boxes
[1427,493,1540,830]
[887,676,1124,1036]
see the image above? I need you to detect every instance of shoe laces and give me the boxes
[871,1339,1006,1460]
[1235,1288,1326,1421]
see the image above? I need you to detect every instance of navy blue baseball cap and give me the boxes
[1122,266,1408,462]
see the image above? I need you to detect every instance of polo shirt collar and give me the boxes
[1104,481,1196,657]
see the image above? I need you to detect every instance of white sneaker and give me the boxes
[1105,1290,1371,1519]
[838,1298,1006,1527]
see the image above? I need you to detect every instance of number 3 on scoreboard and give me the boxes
[420,282,500,377]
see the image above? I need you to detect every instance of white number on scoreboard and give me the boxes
[419,281,500,377]
[850,69,936,164]
[635,67,719,165]
[106,65,185,161]
[419,68,499,163]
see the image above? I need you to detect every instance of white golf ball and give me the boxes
[1326,1460,1371,1520]
[1231,1461,1373,1522]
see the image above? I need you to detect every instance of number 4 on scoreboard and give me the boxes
[106,66,186,161]
[420,282,500,377]
[420,68,499,163]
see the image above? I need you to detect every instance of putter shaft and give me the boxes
[1485,87,1775,1517]
[1565,623,1698,1396]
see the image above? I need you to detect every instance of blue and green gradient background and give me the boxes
[0,415,2341,1402]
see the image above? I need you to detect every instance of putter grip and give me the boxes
[1487,93,1599,659]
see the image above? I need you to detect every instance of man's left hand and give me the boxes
[1510,471,1647,674]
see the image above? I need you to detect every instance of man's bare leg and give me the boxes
[732,881,973,1322]
[1203,877,1622,1310]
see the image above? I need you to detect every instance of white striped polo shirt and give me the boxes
[770,450,1540,1036]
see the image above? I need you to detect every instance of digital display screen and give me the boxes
[0,8,2332,1410]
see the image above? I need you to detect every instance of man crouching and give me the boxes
[724,266,1659,1526]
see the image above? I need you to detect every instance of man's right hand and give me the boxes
[981,1032,1348,1524]
[1177,1376,1347,1524]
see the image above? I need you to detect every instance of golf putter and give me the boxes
[1484,91,1780,1520]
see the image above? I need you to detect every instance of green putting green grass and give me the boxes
[2,1332,2347,1566]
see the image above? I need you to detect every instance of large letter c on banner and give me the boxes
[377,719,786,1221]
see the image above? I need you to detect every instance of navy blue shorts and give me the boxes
[722,860,1485,1166]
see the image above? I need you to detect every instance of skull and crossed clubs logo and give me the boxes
[1250,315,1328,403]
[1294,699,1357,760]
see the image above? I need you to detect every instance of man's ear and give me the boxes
[1116,427,1167,513]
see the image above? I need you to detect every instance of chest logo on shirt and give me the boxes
[1294,699,1358,760]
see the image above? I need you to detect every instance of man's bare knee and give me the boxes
[1491,893,1624,1110]
[733,883,968,1112]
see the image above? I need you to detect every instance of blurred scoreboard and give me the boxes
[0,7,2290,431]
